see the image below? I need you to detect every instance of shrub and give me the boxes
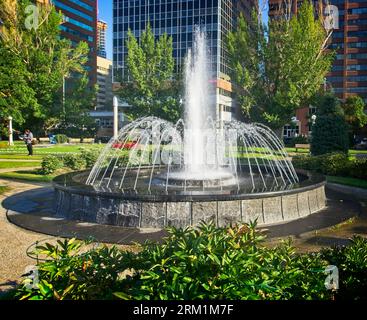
[41,155,64,175]
[292,152,366,179]
[310,94,349,156]
[349,159,367,180]
[55,134,68,144]
[16,223,332,301]
[63,154,86,171]
[79,148,99,169]
[292,152,349,176]
[321,236,367,300]
[318,153,350,176]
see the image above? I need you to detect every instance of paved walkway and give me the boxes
[0,179,57,293]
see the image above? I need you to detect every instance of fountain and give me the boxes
[53,30,326,228]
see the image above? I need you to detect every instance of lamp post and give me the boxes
[8,116,13,146]
[113,96,119,139]
[311,114,317,126]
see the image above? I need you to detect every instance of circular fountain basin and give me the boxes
[53,166,326,229]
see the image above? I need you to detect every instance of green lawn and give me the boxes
[327,176,367,190]
[0,143,104,155]
[0,154,43,160]
[0,186,10,195]
[0,170,54,183]
[0,161,41,169]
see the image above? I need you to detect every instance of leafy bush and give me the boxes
[292,152,350,176]
[16,239,128,300]
[321,236,367,300]
[79,148,99,169]
[349,159,367,180]
[55,134,68,144]
[16,223,333,300]
[292,152,366,179]
[41,155,64,175]
[63,154,86,171]
[310,94,349,156]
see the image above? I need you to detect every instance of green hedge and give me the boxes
[55,134,68,144]
[14,223,367,300]
[41,155,64,175]
[292,152,367,179]
[40,148,101,174]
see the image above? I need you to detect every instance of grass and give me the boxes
[327,175,367,190]
[0,143,104,155]
[0,161,41,169]
[0,154,43,160]
[0,170,54,183]
[0,186,10,195]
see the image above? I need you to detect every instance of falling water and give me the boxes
[184,30,214,176]
[86,29,299,195]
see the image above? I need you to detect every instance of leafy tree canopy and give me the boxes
[227,1,334,129]
[310,93,349,156]
[0,0,92,135]
[341,96,367,132]
[117,24,182,122]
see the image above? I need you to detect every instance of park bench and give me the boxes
[81,138,95,144]
[38,137,50,144]
[68,138,81,144]
[295,144,310,152]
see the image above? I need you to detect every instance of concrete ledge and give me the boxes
[54,184,327,228]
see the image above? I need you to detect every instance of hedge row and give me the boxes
[41,148,99,175]
[15,223,367,300]
[292,152,367,179]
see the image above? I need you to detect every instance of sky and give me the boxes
[97,1,268,61]
[98,1,113,60]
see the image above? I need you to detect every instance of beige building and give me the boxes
[96,56,113,110]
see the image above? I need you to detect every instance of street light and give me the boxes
[311,114,317,125]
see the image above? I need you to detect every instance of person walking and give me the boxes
[23,129,34,156]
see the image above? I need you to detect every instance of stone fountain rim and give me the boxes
[52,168,326,203]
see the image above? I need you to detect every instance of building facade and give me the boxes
[52,0,98,86]
[96,56,113,109]
[269,0,367,138]
[97,19,108,58]
[113,0,257,122]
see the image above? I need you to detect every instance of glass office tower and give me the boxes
[113,0,257,121]
[52,0,98,85]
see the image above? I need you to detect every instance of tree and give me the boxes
[117,24,182,122]
[227,1,334,130]
[310,94,349,156]
[52,75,97,138]
[0,0,91,135]
[342,96,367,133]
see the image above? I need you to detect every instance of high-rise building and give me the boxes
[269,0,367,138]
[97,20,108,58]
[113,0,257,122]
[96,56,113,109]
[52,0,98,85]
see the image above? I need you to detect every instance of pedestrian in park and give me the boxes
[23,129,34,156]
